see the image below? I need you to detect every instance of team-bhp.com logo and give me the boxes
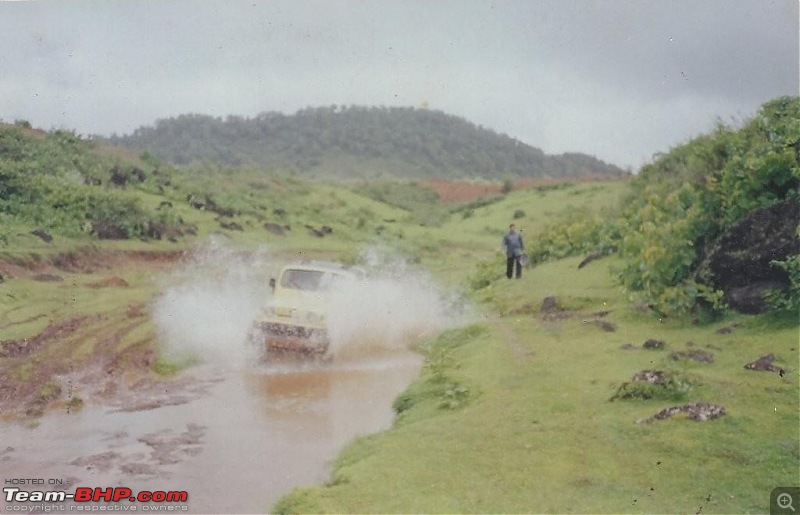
[4,486,188,511]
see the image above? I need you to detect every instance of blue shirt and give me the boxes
[503,230,524,258]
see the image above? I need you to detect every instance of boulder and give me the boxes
[540,296,560,313]
[700,199,799,314]
[643,339,665,350]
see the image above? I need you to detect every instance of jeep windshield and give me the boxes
[279,269,349,291]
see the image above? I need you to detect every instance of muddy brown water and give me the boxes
[0,351,421,513]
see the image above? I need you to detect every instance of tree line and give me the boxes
[107,105,625,180]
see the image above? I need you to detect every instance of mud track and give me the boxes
[0,248,191,419]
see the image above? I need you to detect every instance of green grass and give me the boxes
[1,153,796,513]
[274,257,799,514]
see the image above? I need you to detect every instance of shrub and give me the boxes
[766,254,800,314]
[468,259,505,291]
[530,209,621,265]
[614,96,800,316]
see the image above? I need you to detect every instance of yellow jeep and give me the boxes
[253,261,364,356]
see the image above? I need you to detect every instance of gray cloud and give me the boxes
[0,0,796,169]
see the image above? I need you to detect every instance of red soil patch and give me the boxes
[426,179,502,203]
[0,248,195,419]
[425,176,624,204]
[87,276,130,288]
[0,249,185,281]
[0,317,87,358]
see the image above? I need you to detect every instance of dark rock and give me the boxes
[715,323,742,335]
[146,222,165,240]
[578,251,604,269]
[30,229,53,243]
[264,222,285,236]
[109,166,128,187]
[540,296,560,313]
[306,224,325,237]
[187,194,205,210]
[744,353,780,372]
[219,221,243,231]
[187,194,237,217]
[643,339,666,350]
[582,319,616,332]
[91,220,129,239]
[213,206,237,218]
[638,402,727,424]
[699,199,800,314]
[129,167,147,182]
[146,222,183,241]
[726,282,787,314]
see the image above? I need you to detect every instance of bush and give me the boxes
[0,125,177,240]
[468,259,505,291]
[529,208,621,265]
[614,96,800,316]
[766,254,800,314]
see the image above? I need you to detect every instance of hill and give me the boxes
[106,106,626,180]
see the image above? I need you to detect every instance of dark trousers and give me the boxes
[506,256,522,279]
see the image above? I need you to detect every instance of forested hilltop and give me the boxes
[108,106,625,180]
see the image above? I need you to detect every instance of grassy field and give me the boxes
[1,174,797,513]
[274,252,798,514]
[268,179,798,514]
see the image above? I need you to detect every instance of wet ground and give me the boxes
[0,350,421,513]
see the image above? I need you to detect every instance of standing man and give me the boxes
[502,223,524,279]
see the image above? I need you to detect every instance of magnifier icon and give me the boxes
[778,492,795,511]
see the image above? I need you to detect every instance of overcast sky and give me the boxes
[0,0,797,169]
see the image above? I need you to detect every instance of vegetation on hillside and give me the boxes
[528,96,800,316]
[107,106,625,180]
[0,122,403,250]
[0,122,184,242]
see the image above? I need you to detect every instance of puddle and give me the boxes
[0,350,421,513]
